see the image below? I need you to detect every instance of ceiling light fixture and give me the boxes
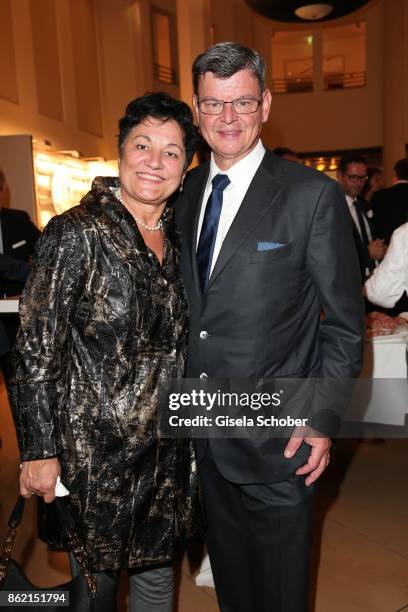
[294,3,334,20]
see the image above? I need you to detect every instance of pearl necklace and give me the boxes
[117,190,163,232]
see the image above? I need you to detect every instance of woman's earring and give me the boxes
[179,183,184,192]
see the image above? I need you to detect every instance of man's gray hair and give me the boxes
[192,42,266,94]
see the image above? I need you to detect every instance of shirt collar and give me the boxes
[208,139,265,187]
[345,194,355,208]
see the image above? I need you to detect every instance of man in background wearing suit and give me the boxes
[0,253,30,449]
[176,43,364,612]
[0,168,38,380]
[337,153,386,283]
[0,254,30,356]
[371,157,408,245]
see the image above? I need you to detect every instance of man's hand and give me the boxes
[20,458,61,503]
[284,427,331,486]
[368,239,387,260]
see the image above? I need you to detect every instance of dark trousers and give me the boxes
[200,446,314,612]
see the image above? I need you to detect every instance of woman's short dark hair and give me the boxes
[118,92,200,168]
[192,42,266,94]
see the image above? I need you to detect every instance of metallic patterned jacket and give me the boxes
[10,177,200,571]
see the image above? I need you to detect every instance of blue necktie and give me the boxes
[197,174,230,292]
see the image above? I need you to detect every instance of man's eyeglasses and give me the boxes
[197,98,261,115]
[344,174,368,183]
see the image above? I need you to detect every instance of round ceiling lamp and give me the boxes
[294,4,334,20]
[244,1,371,23]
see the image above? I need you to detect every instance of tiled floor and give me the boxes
[1,379,407,611]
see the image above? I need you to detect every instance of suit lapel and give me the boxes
[183,163,209,298]
[207,153,283,290]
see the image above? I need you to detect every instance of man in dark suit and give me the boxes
[336,153,386,283]
[371,157,408,245]
[176,43,364,612]
[0,168,38,379]
[0,253,31,450]
[0,168,40,298]
[0,254,31,353]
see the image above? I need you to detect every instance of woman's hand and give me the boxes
[20,458,61,503]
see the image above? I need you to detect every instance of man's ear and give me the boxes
[261,89,272,124]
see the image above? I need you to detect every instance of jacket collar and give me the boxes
[183,150,285,296]
[82,176,178,276]
[208,151,284,290]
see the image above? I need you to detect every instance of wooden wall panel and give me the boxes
[0,0,19,104]
[69,0,103,137]
[29,0,63,121]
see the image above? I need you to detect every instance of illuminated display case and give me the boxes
[33,142,118,228]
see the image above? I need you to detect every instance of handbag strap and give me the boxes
[0,496,96,600]
[7,496,25,529]
[0,495,26,585]
[53,499,97,599]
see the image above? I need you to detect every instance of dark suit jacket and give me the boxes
[176,150,365,484]
[350,198,375,282]
[0,207,40,296]
[0,254,31,284]
[0,255,31,355]
[371,183,408,244]
[0,322,10,355]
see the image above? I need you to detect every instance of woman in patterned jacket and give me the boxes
[10,92,201,611]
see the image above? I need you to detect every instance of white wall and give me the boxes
[255,0,384,152]
[0,0,157,161]
[1,0,406,166]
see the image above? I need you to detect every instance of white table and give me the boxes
[0,297,19,313]
[346,332,408,426]
[361,332,408,378]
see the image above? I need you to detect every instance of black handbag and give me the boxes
[0,496,97,611]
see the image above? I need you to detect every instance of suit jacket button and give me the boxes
[199,330,209,340]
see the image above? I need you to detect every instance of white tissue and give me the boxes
[19,465,70,497]
[55,476,70,497]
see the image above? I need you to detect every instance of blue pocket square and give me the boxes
[257,241,285,251]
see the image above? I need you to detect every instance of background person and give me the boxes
[365,222,408,311]
[337,153,386,282]
[10,92,200,612]
[360,166,384,206]
[273,146,300,162]
[371,157,408,245]
[0,168,40,382]
[0,253,30,381]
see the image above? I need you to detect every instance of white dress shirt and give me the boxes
[196,139,265,275]
[345,194,373,241]
[365,223,408,308]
